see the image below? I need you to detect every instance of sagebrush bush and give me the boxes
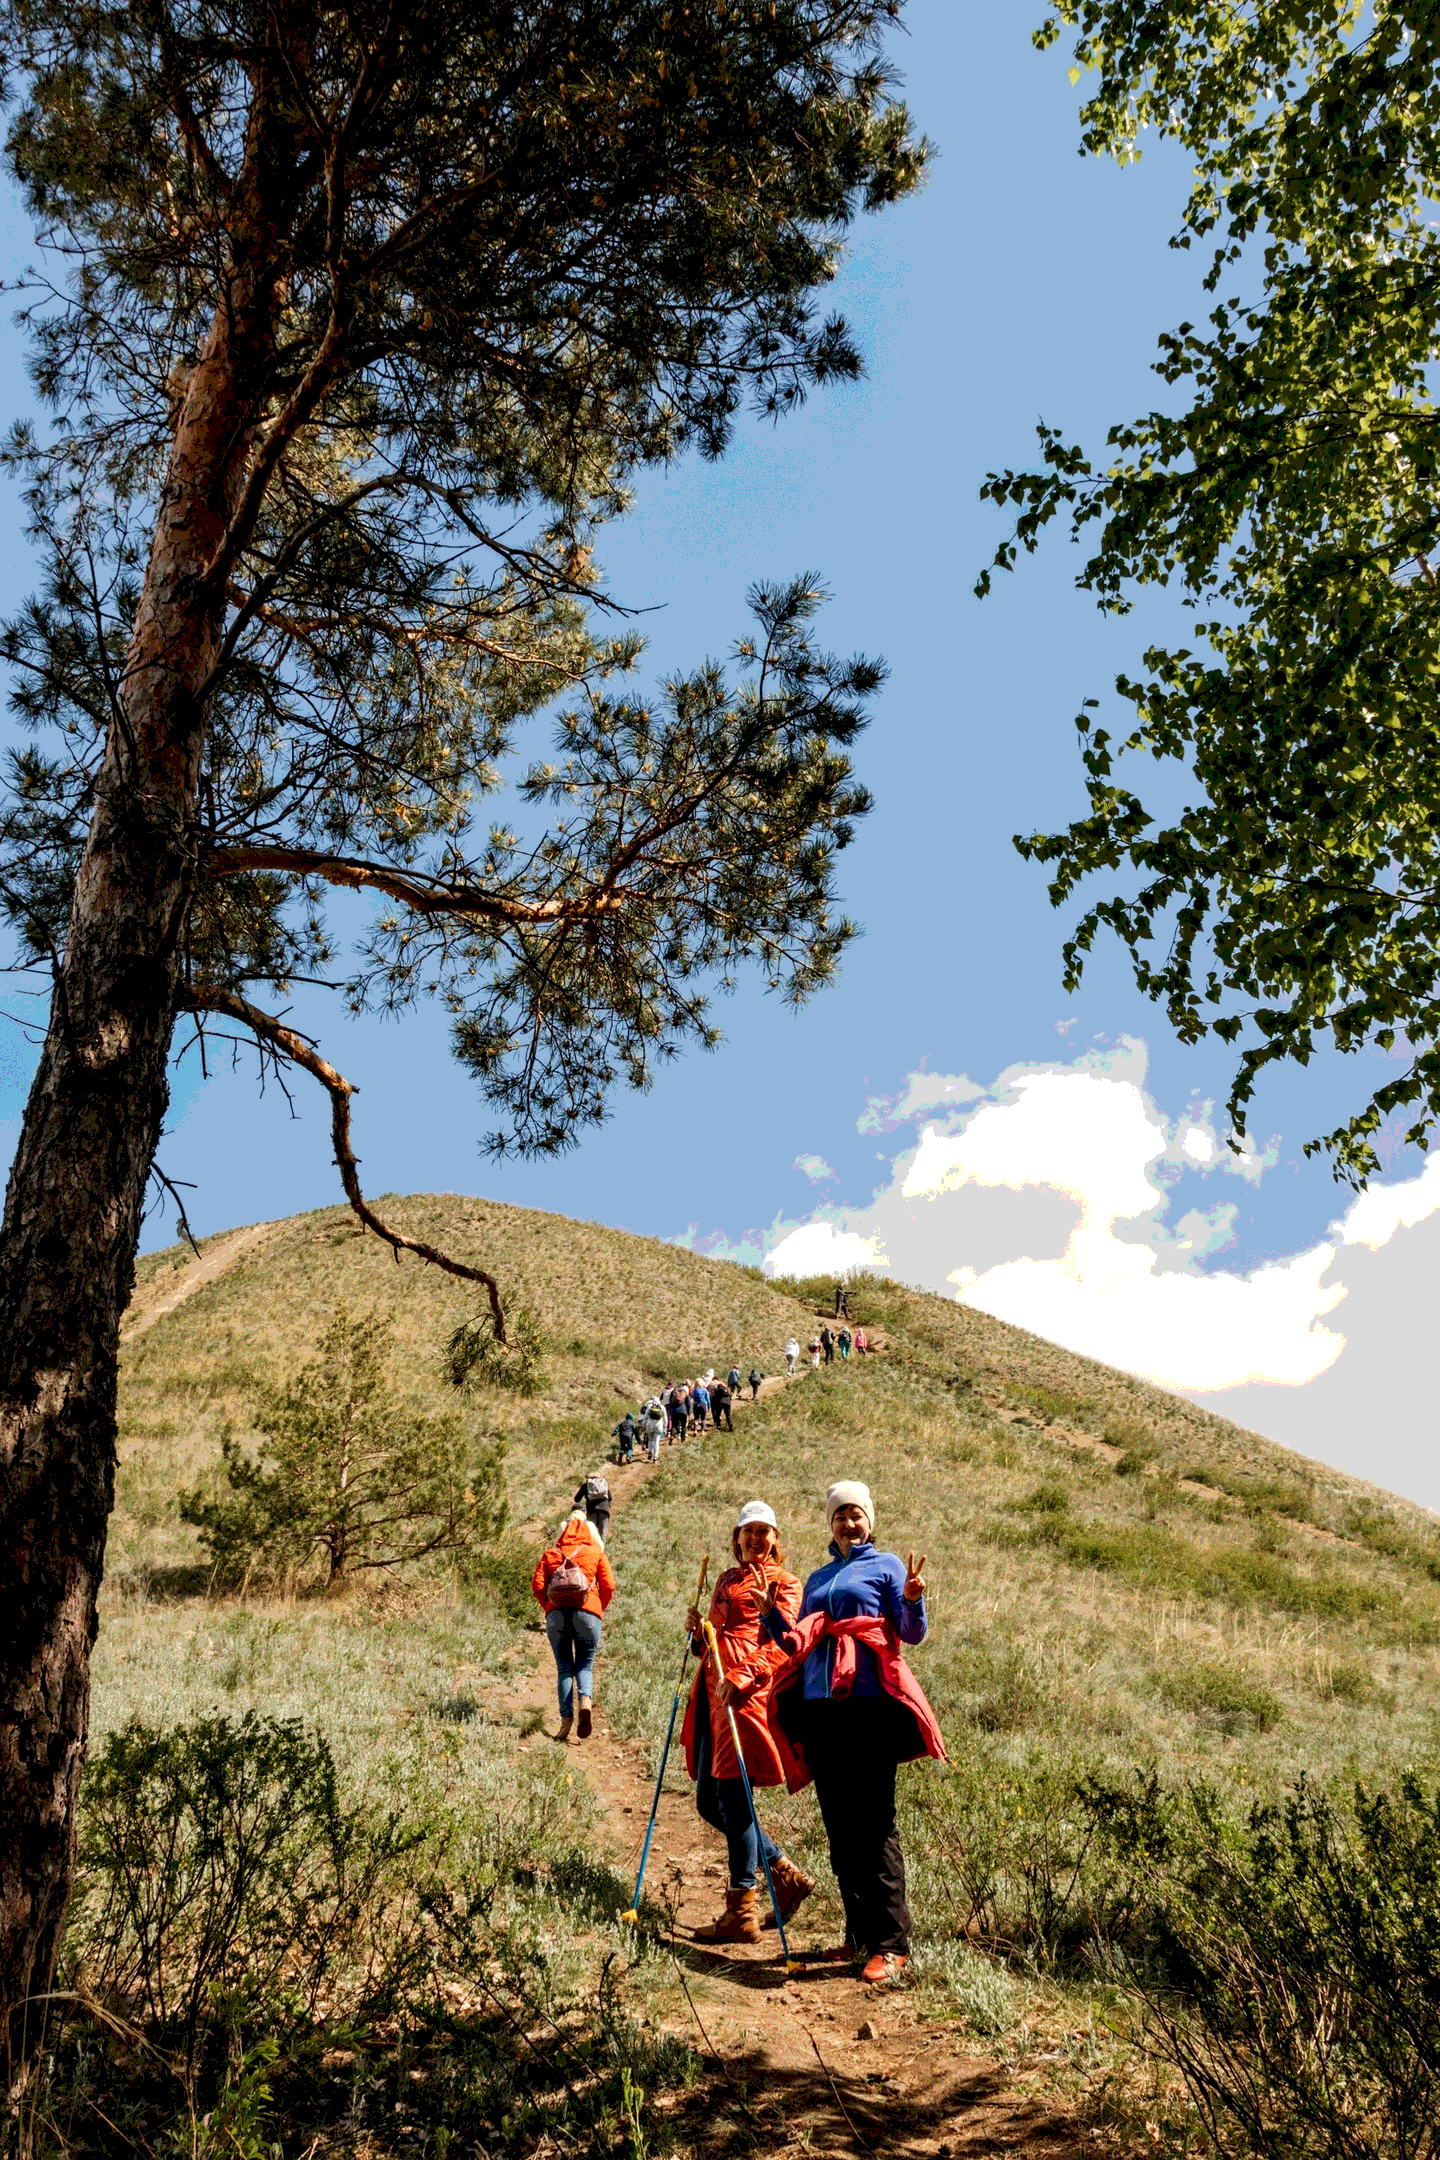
[69,1711,433,2067]
[39,1711,697,2160]
[1087,1770,1440,2160]
[1156,1660,1284,1734]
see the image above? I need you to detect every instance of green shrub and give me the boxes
[905,1748,1145,1971]
[69,1712,431,2068]
[1012,1479,1071,1515]
[1156,1660,1284,1734]
[1323,1658,1382,1706]
[1104,1416,1157,1455]
[1113,1446,1154,1478]
[1008,1382,1096,1428]
[1085,1770,1440,2160]
[1344,1501,1440,1582]
[44,1712,696,2159]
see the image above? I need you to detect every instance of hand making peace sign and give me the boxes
[903,1551,927,1603]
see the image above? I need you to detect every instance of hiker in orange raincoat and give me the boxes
[531,1508,616,1743]
[679,1500,814,1944]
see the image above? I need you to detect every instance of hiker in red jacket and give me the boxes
[532,1509,616,1742]
[680,1500,815,1943]
[760,1479,945,1984]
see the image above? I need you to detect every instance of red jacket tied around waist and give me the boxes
[764,1612,947,1792]
[681,1561,800,1786]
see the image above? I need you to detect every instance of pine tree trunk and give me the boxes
[0,192,282,2070]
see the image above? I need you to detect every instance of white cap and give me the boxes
[736,1499,777,1531]
[826,1480,874,1535]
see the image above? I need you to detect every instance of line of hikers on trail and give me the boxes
[784,1320,869,1374]
[608,1304,878,1464]
[610,1366,754,1465]
[530,1476,944,1987]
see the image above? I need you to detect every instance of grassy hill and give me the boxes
[74,1194,1440,2156]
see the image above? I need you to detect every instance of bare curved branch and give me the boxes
[179,983,505,1337]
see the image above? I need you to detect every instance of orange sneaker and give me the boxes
[861,1951,908,1985]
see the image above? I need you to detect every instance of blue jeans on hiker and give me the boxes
[697,1772,781,1891]
[545,1608,602,1718]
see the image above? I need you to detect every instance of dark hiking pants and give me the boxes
[800,1698,911,1957]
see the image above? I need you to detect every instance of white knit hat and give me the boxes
[736,1499,777,1530]
[826,1480,874,1534]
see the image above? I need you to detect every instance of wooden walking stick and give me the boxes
[621,1552,709,1923]
[702,1617,799,1971]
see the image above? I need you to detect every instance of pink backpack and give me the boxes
[545,1549,592,1609]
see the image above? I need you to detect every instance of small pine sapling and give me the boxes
[182,1310,507,1587]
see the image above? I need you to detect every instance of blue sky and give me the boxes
[1,5,1434,1504]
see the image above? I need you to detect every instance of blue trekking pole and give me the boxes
[622,1552,709,1923]
[702,1619,800,1972]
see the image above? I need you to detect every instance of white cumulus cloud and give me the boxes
[762,1046,1440,1401]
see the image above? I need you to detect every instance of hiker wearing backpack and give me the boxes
[820,1324,835,1365]
[784,1337,799,1376]
[758,1481,945,1985]
[681,1501,815,1943]
[669,1384,690,1443]
[690,1379,711,1434]
[710,1377,733,1431]
[726,1364,742,1398]
[532,1509,616,1741]
[837,1327,852,1361]
[748,1366,764,1399]
[807,1334,821,1370]
[613,1412,638,1463]
[640,1398,666,1462]
[574,1470,612,1544]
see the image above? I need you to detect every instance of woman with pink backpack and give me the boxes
[531,1508,616,1740]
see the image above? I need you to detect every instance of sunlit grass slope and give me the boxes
[110,1196,1440,1800]
[94,1193,1440,2119]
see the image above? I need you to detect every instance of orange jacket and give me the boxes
[681,1560,800,1786]
[531,1518,616,1618]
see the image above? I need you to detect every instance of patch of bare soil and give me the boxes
[515,1421,1085,2158]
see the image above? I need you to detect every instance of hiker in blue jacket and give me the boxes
[760,1478,929,1983]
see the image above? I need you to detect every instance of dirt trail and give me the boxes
[121,1222,274,1341]
[515,1379,1082,2159]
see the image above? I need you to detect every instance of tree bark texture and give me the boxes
[0,141,285,2068]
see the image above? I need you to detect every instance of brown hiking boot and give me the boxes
[694,1887,760,1945]
[762,1855,815,1926]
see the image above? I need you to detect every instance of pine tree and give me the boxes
[181,1311,508,1587]
[0,0,925,2059]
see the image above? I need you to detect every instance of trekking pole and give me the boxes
[621,1552,709,1923]
[702,1618,799,1972]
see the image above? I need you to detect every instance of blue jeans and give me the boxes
[545,1608,602,1717]
[697,1772,781,1890]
